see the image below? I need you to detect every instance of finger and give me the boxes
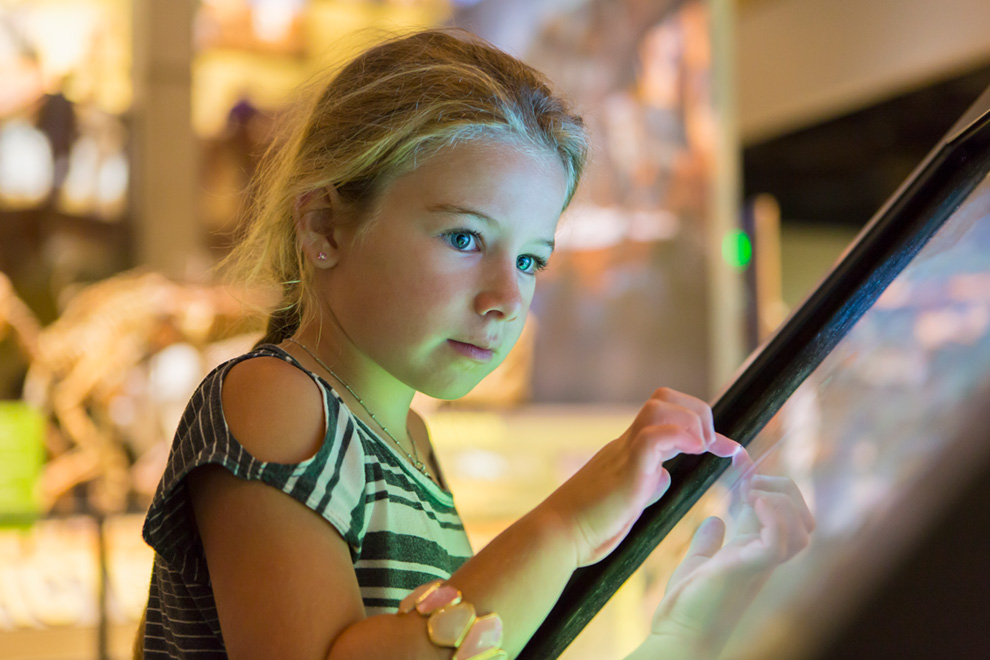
[709,432,742,458]
[751,497,787,563]
[752,492,811,561]
[726,449,757,510]
[687,516,726,559]
[651,388,716,447]
[734,502,761,536]
[665,517,726,591]
[637,398,709,449]
[731,445,756,476]
[748,476,815,532]
[640,424,709,465]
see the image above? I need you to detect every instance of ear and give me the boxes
[293,187,341,268]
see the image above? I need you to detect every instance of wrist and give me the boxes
[524,503,581,575]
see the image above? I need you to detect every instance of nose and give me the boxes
[474,259,523,321]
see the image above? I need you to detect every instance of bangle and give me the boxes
[399,579,506,660]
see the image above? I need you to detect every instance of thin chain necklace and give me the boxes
[285,338,434,482]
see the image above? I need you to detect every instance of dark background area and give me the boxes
[811,444,990,660]
[744,64,990,227]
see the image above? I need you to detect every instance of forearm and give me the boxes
[329,505,577,660]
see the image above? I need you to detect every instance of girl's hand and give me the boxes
[539,388,741,568]
[648,474,815,658]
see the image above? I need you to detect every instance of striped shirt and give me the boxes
[140,344,473,658]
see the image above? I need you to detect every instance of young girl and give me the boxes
[139,29,813,660]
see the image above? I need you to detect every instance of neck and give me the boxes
[287,324,416,438]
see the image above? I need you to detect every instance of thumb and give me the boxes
[647,468,673,507]
[687,516,726,558]
[665,517,726,592]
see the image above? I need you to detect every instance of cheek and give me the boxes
[355,258,459,341]
[385,256,455,309]
[507,301,531,343]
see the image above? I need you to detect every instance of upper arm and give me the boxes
[189,466,366,660]
[192,357,365,659]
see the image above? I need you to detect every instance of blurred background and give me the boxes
[1,0,989,658]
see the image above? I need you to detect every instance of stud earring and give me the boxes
[317,252,327,262]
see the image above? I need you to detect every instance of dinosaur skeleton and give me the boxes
[1,270,263,514]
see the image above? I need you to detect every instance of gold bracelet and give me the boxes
[399,579,506,660]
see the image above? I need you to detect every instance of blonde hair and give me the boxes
[223,28,589,345]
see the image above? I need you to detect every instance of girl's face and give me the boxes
[321,138,569,400]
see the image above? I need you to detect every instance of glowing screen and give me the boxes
[635,170,990,660]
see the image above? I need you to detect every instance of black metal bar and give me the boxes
[518,85,990,660]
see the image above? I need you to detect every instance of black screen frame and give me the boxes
[519,84,990,660]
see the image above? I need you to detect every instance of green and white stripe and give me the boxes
[141,345,473,658]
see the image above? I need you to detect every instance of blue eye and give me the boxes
[518,254,549,274]
[443,229,549,275]
[444,230,480,251]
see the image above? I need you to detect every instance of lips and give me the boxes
[448,339,497,361]
[464,340,498,351]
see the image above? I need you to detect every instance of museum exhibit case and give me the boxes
[520,83,990,660]
[8,2,988,659]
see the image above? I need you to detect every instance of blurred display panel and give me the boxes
[194,0,453,243]
[0,271,266,657]
[196,0,729,402]
[428,407,635,540]
[427,405,649,660]
[0,0,131,218]
[196,0,307,56]
[0,407,637,660]
[0,402,45,522]
[192,0,453,137]
[487,0,724,403]
[0,0,135,414]
[0,0,131,115]
[592,171,990,660]
[0,515,151,660]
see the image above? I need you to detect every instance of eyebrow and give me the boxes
[427,203,556,252]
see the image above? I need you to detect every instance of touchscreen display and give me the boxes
[633,170,990,660]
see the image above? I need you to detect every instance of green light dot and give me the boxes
[722,230,752,269]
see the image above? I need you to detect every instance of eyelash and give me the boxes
[442,230,549,274]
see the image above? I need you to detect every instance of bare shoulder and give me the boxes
[221,355,326,464]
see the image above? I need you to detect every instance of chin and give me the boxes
[423,383,481,401]
[419,374,489,401]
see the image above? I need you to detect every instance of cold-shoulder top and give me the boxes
[140,344,473,658]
